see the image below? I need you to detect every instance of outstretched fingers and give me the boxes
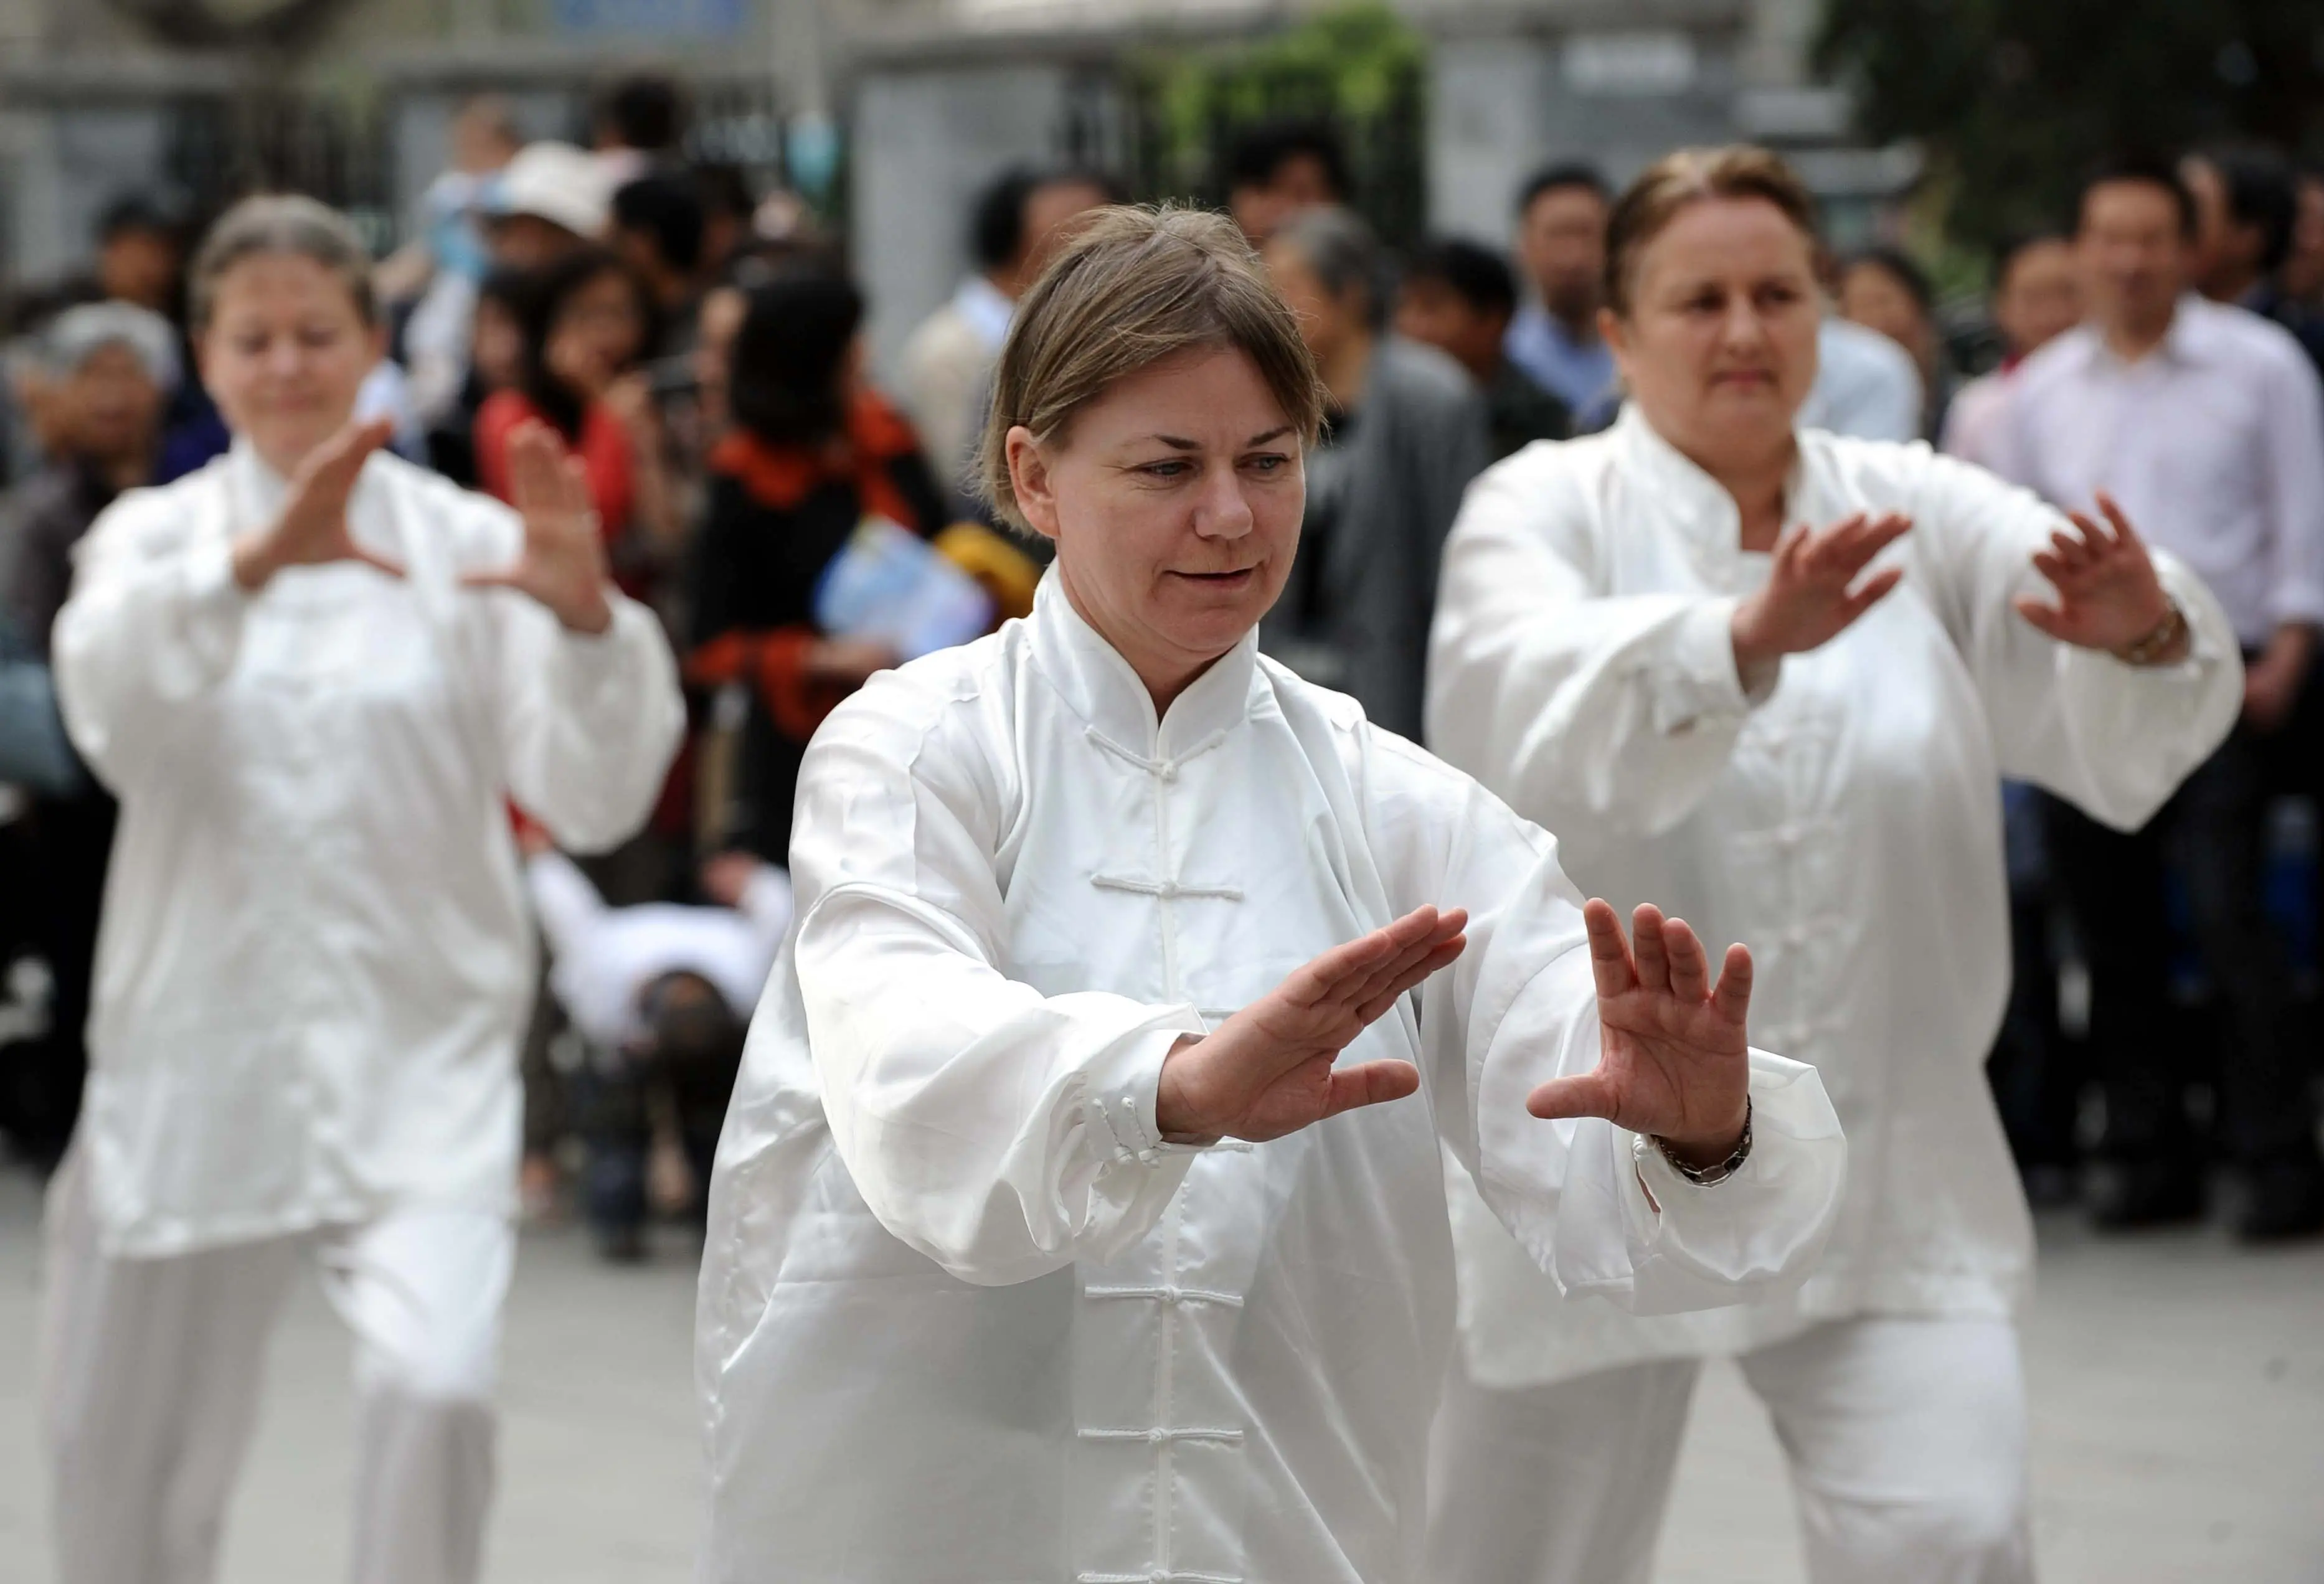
[1711,942,1754,1025]
[1353,935,1468,1024]
[1662,917,1711,1002]
[1582,898,1637,1000]
[1630,903,1671,994]
[1526,1068,1620,1122]
[1286,907,1441,1007]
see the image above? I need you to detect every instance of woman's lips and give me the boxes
[1173,568,1258,585]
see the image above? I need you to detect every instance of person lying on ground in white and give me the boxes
[42,194,684,1584]
[1424,146,2239,1584]
[694,205,1848,1584]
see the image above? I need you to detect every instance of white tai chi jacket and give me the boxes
[695,576,1846,1583]
[54,442,684,1258]
[1425,408,2241,1387]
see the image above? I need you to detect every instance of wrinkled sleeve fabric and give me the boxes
[1366,731,1846,1314]
[52,484,249,791]
[475,496,686,854]
[790,674,1209,1287]
[1907,448,2242,832]
[1428,457,1762,839]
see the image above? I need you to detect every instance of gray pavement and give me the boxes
[2,1165,2319,1582]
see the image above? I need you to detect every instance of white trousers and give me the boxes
[1426,1316,2035,1584]
[38,1151,515,1584]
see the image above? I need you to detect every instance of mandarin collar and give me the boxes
[1028,570,1260,759]
[1612,403,1813,567]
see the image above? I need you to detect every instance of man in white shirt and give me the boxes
[894,166,1115,509]
[1993,154,2324,1240]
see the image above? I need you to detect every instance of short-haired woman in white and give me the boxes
[1424,146,2241,1584]
[694,205,1848,1582]
[44,195,684,1584]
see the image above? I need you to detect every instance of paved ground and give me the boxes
[1,1164,2319,1582]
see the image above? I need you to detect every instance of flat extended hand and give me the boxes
[229,418,402,590]
[461,420,616,634]
[2013,491,2174,654]
[1730,511,1912,677]
[1528,900,1752,1162]
[1155,905,1468,1144]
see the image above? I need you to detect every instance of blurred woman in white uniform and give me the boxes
[1424,146,2241,1584]
[42,196,684,1584]
[695,206,1849,1583]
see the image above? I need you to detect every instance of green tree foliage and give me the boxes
[1817,0,2324,247]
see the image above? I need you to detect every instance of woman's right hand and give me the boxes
[1728,511,1912,684]
[1153,907,1468,1144]
[230,417,402,592]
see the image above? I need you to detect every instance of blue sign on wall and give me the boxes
[552,0,747,38]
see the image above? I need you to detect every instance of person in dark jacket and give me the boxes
[1396,236,1571,460]
[684,270,948,863]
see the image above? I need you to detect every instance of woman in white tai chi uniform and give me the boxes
[694,205,1847,1583]
[42,196,684,1584]
[1424,146,2241,1584]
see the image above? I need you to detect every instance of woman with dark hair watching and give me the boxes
[475,245,679,595]
[1837,243,1950,438]
[683,269,950,864]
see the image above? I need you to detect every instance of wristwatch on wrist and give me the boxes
[1635,1098,1754,1187]
[2115,599,2188,667]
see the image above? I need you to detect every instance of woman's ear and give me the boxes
[1005,425,1062,543]
[1600,304,1634,389]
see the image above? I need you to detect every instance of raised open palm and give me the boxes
[2013,492,2174,655]
[1154,906,1468,1143]
[229,417,402,590]
[462,419,615,634]
[1528,900,1752,1161]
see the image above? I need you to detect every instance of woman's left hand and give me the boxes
[2013,492,2178,658]
[463,420,616,635]
[1527,900,1753,1168]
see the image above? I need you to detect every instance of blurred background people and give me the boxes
[523,839,790,1262]
[485,141,614,274]
[2181,144,2324,371]
[477,246,679,609]
[1260,204,1490,740]
[1506,163,1618,427]
[592,72,690,188]
[1396,236,1571,458]
[1942,233,2084,469]
[1226,118,1349,245]
[1993,154,2324,1240]
[1836,243,1950,438]
[895,165,1115,513]
[384,93,524,434]
[0,303,172,1168]
[684,270,945,865]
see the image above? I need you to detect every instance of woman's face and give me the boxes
[1605,198,1821,472]
[1008,346,1305,702]
[547,267,644,398]
[198,252,382,476]
[1838,259,1932,369]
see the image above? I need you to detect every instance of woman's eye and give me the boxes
[1140,460,1192,479]
[1245,453,1290,474]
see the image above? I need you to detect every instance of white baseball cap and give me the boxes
[488,141,613,240]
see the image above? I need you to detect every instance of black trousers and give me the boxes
[2042,727,2319,1167]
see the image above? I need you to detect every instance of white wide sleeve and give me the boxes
[1910,450,2242,831]
[483,586,686,854]
[1428,461,1763,838]
[788,680,1209,1287]
[1373,733,1846,1313]
[52,489,251,790]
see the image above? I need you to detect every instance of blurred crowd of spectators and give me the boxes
[5,84,2323,1247]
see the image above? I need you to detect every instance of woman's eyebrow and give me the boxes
[1141,426,1295,451]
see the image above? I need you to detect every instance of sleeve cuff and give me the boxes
[551,593,661,699]
[1650,596,1768,735]
[1082,1019,1212,1166]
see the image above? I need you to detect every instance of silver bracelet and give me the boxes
[1635,1098,1754,1187]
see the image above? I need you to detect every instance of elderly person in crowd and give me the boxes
[1425,145,2239,1584]
[694,204,1846,1583]
[43,194,683,1584]
[1259,204,1491,740]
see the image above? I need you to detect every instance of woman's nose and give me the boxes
[1721,300,1769,349]
[1193,471,1255,539]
